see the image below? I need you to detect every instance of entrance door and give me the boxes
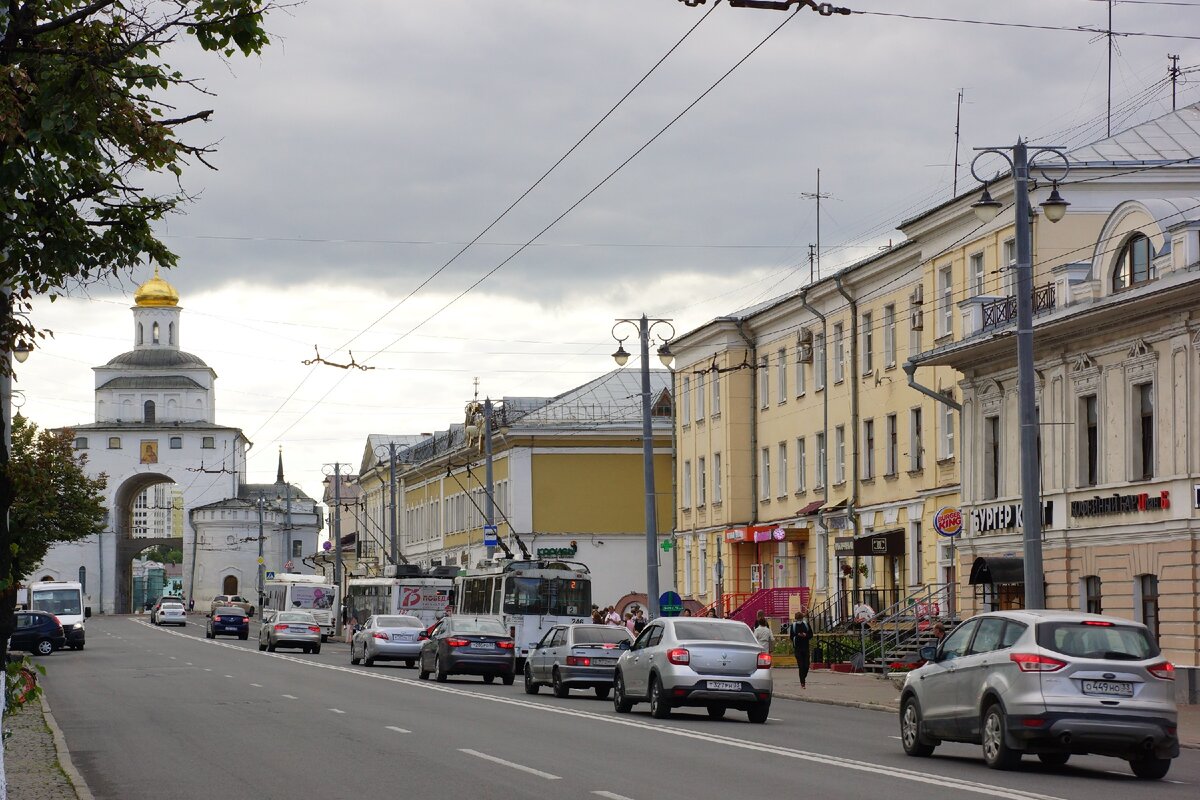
[222,575,239,595]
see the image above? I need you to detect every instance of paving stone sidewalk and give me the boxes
[2,694,83,800]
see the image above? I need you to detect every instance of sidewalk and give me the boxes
[770,666,1200,749]
[2,694,87,800]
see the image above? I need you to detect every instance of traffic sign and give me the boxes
[265,571,276,580]
[257,556,264,565]
[659,591,683,617]
[483,524,498,547]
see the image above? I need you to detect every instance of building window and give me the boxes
[970,251,985,296]
[885,414,898,476]
[862,419,875,480]
[984,415,1001,500]
[683,544,693,597]
[834,425,845,484]
[909,521,923,585]
[137,323,144,346]
[832,323,845,383]
[1080,395,1099,487]
[697,456,707,505]
[74,437,88,450]
[144,400,155,424]
[682,376,691,425]
[815,433,827,488]
[698,545,708,596]
[938,265,953,336]
[760,448,771,500]
[683,460,693,508]
[713,452,722,504]
[778,442,788,496]
[882,304,896,367]
[292,540,304,558]
[711,374,721,416]
[796,437,806,492]
[696,373,705,420]
[108,437,121,449]
[910,408,923,471]
[169,436,183,450]
[814,334,826,390]
[940,403,955,460]
[861,311,873,375]
[758,356,769,408]
[152,321,160,344]
[1135,383,1154,480]
[202,436,215,449]
[1003,238,1016,293]
[795,344,806,395]
[168,322,175,345]
[1138,574,1159,643]
[1111,233,1154,292]
[1083,575,1102,614]
[777,348,787,403]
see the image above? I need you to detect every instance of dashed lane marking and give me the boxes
[250,683,263,688]
[282,694,298,700]
[592,792,636,800]
[459,749,561,780]
[329,708,346,714]
[386,726,411,734]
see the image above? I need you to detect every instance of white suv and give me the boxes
[899,610,1178,780]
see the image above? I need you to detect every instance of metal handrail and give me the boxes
[868,583,955,670]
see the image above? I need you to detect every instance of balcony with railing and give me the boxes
[960,282,1056,338]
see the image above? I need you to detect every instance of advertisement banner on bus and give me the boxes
[398,584,451,612]
[291,585,336,610]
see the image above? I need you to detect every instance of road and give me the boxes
[40,616,1200,800]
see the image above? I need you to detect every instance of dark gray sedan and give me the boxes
[417,615,515,684]
[525,624,632,698]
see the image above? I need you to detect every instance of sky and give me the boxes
[15,0,1200,504]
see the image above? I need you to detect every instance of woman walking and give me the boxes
[790,610,813,688]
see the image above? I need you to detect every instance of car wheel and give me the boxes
[362,649,374,667]
[613,672,633,713]
[258,641,267,652]
[350,645,361,665]
[483,674,496,684]
[552,668,570,698]
[418,655,430,680]
[206,629,214,639]
[707,705,727,720]
[595,686,610,700]
[1129,756,1171,780]
[435,654,448,683]
[747,703,770,724]
[981,704,1021,770]
[1037,753,1070,767]
[524,664,539,695]
[35,639,54,656]
[267,642,277,653]
[237,632,246,640]
[900,697,936,757]
[649,676,671,719]
[312,646,321,655]
[502,673,515,686]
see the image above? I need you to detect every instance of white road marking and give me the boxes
[889,736,902,740]
[459,749,561,780]
[593,792,636,800]
[385,726,411,734]
[250,683,263,688]
[169,657,177,660]
[282,694,298,700]
[224,675,234,678]
[329,708,345,714]
[203,668,212,672]
[186,662,193,666]
[768,717,782,721]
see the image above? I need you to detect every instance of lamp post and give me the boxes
[374,441,412,569]
[612,315,675,619]
[322,462,349,636]
[969,141,1071,610]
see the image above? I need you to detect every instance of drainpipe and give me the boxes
[834,276,862,597]
[798,288,830,594]
[734,320,758,617]
[902,360,962,412]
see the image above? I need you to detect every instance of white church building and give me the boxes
[36,270,323,613]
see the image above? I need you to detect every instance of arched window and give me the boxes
[152,321,160,343]
[137,323,144,345]
[168,322,175,345]
[1111,233,1154,292]
[144,400,156,424]
[222,575,239,595]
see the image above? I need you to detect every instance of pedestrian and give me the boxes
[754,609,768,628]
[188,597,195,613]
[931,621,946,644]
[633,608,647,634]
[790,610,813,689]
[624,612,636,634]
[753,618,774,653]
[705,608,717,618]
[592,607,604,625]
[605,606,622,626]
[682,608,693,617]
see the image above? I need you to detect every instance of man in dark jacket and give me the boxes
[790,610,814,688]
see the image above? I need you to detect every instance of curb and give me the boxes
[40,694,94,800]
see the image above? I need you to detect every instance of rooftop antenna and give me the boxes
[800,168,832,279]
[1107,1,1113,136]
[953,88,964,196]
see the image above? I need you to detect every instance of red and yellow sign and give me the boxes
[933,506,963,538]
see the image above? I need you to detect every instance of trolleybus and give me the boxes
[262,574,339,641]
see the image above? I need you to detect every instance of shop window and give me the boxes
[1111,233,1154,292]
[1083,575,1102,614]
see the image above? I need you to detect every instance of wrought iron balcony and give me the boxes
[980,283,1056,330]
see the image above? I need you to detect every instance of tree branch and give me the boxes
[22,0,118,37]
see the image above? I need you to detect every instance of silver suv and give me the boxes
[612,617,773,723]
[899,610,1178,780]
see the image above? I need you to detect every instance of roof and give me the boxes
[97,376,204,391]
[68,420,240,432]
[508,368,671,428]
[1067,101,1200,164]
[359,434,425,475]
[104,349,210,369]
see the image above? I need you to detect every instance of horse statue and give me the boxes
[464,400,485,450]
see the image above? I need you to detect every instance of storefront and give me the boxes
[723,524,808,594]
[968,555,1025,612]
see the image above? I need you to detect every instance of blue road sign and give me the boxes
[483,524,499,547]
[659,590,683,617]
[265,571,276,581]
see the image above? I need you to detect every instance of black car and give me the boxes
[417,615,516,684]
[11,611,67,656]
[206,607,250,640]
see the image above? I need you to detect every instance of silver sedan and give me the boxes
[259,611,322,654]
[351,614,424,667]
[525,624,632,698]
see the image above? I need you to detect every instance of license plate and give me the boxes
[289,626,309,634]
[593,658,616,666]
[469,642,496,650]
[1081,680,1133,697]
[706,680,742,692]
[392,634,412,642]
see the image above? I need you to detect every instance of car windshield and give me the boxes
[215,607,247,617]
[672,620,757,643]
[450,617,507,636]
[572,626,631,644]
[31,590,81,616]
[502,576,591,616]
[376,616,422,629]
[1037,621,1158,660]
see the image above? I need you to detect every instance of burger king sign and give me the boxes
[933,507,963,538]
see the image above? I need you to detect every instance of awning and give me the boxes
[969,556,1025,585]
[853,529,905,557]
[795,500,823,516]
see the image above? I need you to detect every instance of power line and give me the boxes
[848,8,1200,40]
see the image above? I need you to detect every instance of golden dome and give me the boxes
[134,267,179,307]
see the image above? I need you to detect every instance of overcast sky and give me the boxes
[16,0,1198,507]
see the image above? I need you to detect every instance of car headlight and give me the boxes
[72,623,84,630]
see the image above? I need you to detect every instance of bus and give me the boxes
[20,581,89,650]
[345,567,457,629]
[262,574,339,641]
[453,559,591,663]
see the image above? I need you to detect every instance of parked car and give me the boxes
[154,602,187,627]
[10,611,67,656]
[612,617,773,723]
[209,594,254,617]
[259,610,321,654]
[417,615,515,684]
[150,595,184,622]
[525,623,632,698]
[206,607,249,640]
[898,610,1179,780]
[351,614,424,667]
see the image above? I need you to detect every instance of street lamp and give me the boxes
[374,441,415,569]
[612,315,675,619]
[969,140,1071,610]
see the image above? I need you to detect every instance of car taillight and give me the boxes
[274,624,288,631]
[757,652,772,668]
[308,626,321,633]
[566,655,591,666]
[1148,661,1175,680]
[497,640,514,650]
[1009,652,1067,672]
[373,632,389,640]
[52,615,62,627]
[1082,620,1113,626]
[446,638,470,647]
[666,648,690,665]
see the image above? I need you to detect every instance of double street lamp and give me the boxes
[969,140,1071,610]
[612,316,675,620]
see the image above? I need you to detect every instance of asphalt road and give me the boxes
[39,616,1200,800]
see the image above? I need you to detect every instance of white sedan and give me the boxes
[351,615,425,667]
[154,602,187,626]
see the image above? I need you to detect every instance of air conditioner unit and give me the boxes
[797,343,814,364]
[797,329,813,345]
[910,284,924,305]
[911,308,924,331]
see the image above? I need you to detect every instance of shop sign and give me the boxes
[853,529,905,557]
[725,525,776,543]
[833,536,855,557]
[970,501,1054,534]
[1070,490,1170,518]
[536,543,578,558]
[933,507,963,538]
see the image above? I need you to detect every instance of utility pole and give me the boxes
[953,88,964,196]
[322,462,348,636]
[256,491,265,619]
[1169,54,1181,111]
[483,398,497,559]
[388,441,398,566]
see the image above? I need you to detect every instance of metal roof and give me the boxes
[97,376,204,391]
[104,349,210,369]
[510,368,671,428]
[1067,101,1200,164]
